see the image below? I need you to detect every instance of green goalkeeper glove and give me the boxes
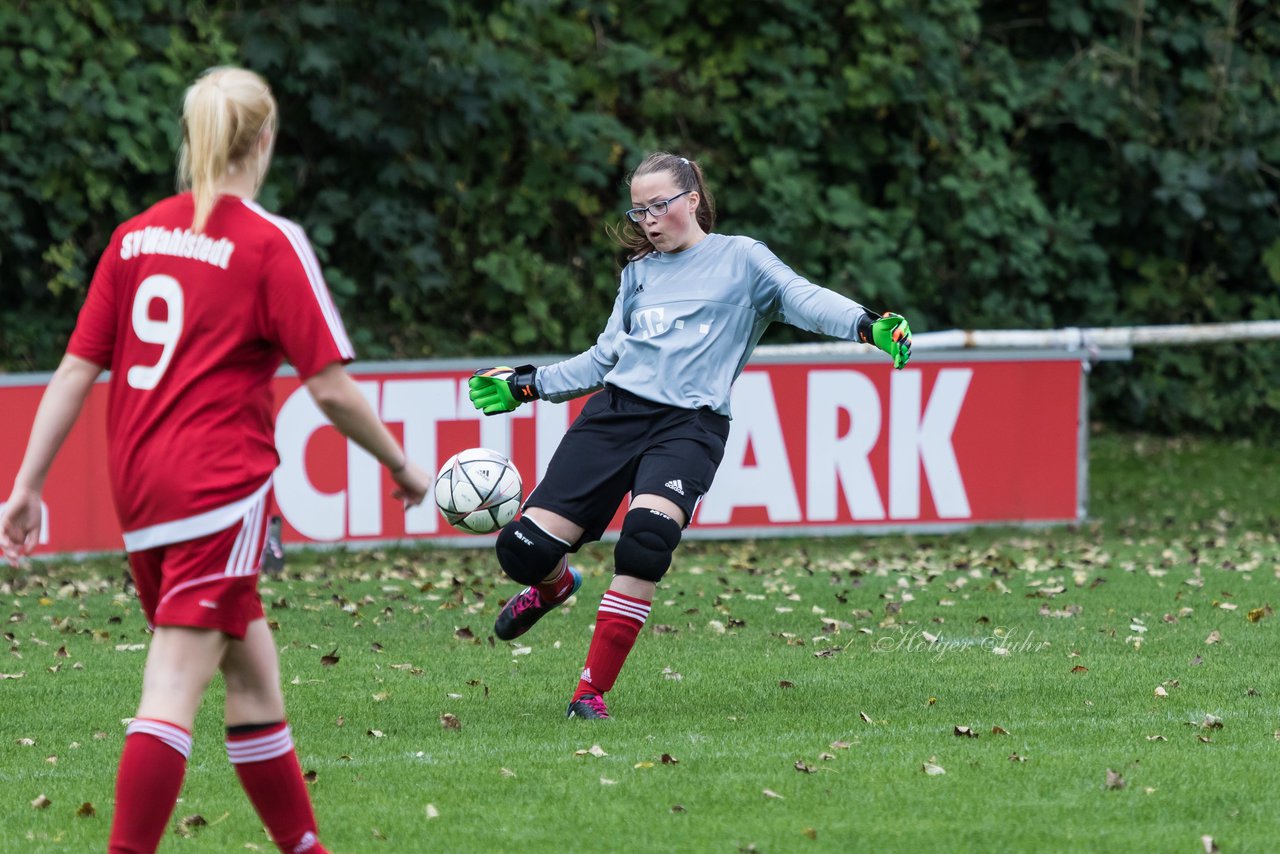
[858,312,912,369]
[468,365,539,415]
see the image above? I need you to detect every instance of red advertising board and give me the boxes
[0,353,1085,555]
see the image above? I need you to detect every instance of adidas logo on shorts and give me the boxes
[665,479,685,496]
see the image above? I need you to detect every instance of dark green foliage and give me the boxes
[1,1,1277,433]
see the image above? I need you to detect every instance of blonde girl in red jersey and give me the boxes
[0,67,430,854]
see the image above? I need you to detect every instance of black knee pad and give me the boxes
[495,517,569,586]
[614,508,682,583]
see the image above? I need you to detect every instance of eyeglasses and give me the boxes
[626,190,692,223]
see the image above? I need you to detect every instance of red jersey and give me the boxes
[67,193,354,548]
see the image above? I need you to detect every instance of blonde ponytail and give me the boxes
[178,67,277,232]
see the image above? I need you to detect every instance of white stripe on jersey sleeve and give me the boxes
[241,199,355,359]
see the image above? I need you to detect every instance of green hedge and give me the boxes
[2,1,1277,434]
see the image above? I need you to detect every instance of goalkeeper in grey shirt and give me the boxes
[468,151,912,720]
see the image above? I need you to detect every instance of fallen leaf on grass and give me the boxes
[1202,835,1219,853]
[859,711,873,724]
[1008,753,1027,762]
[794,760,815,773]
[367,729,384,738]
[599,777,616,785]
[802,828,817,840]
[922,760,946,776]
[818,752,835,761]
[991,726,1009,736]
[671,805,686,813]
[635,761,654,769]
[500,768,516,778]
[953,726,978,738]
[574,744,608,758]
[1146,735,1167,742]
[16,737,34,746]
[320,649,340,666]
[425,804,439,819]
[1247,606,1272,623]
[1104,769,1125,790]
[1204,630,1221,645]
[763,789,785,799]
[778,680,794,689]
[661,754,679,765]
[175,814,206,836]
[31,794,51,809]
[303,770,318,783]
[1071,665,1089,674]
[454,627,475,640]
[439,714,461,730]
[830,741,851,750]
[1154,686,1168,698]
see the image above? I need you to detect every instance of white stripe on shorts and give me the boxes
[123,478,272,553]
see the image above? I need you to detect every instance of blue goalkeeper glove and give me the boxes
[858,312,912,369]
[468,365,539,415]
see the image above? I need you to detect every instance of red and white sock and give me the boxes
[573,590,651,701]
[226,722,327,854]
[534,557,575,603]
[109,718,192,854]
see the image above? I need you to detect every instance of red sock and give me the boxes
[109,719,192,854]
[573,590,651,701]
[226,722,327,854]
[534,558,574,602]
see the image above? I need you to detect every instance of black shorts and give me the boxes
[525,385,731,548]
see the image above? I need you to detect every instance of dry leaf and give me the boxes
[31,794,51,809]
[859,711,873,724]
[320,649,340,666]
[830,741,851,750]
[1105,769,1126,790]
[1071,665,1088,673]
[671,805,686,813]
[1247,606,1271,623]
[778,680,795,689]
[762,789,785,799]
[76,802,96,818]
[303,770,318,783]
[1008,752,1027,762]
[500,767,516,778]
[599,777,616,785]
[367,729,384,738]
[802,828,817,840]
[175,814,207,836]
[922,761,946,776]
[953,726,978,738]
[1202,835,1219,853]
[991,726,1009,736]
[454,627,475,640]
[1154,686,1168,698]
[425,804,439,819]
[818,752,835,761]
[1204,630,1222,645]
[634,761,654,769]
[1146,735,1167,742]
[661,754,679,765]
[794,760,815,773]
[16,737,35,746]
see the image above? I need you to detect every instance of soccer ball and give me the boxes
[434,448,523,535]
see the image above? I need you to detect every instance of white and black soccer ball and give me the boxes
[434,448,522,535]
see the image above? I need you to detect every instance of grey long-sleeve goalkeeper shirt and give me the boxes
[534,233,873,418]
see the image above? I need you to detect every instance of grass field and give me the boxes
[3,431,1278,853]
